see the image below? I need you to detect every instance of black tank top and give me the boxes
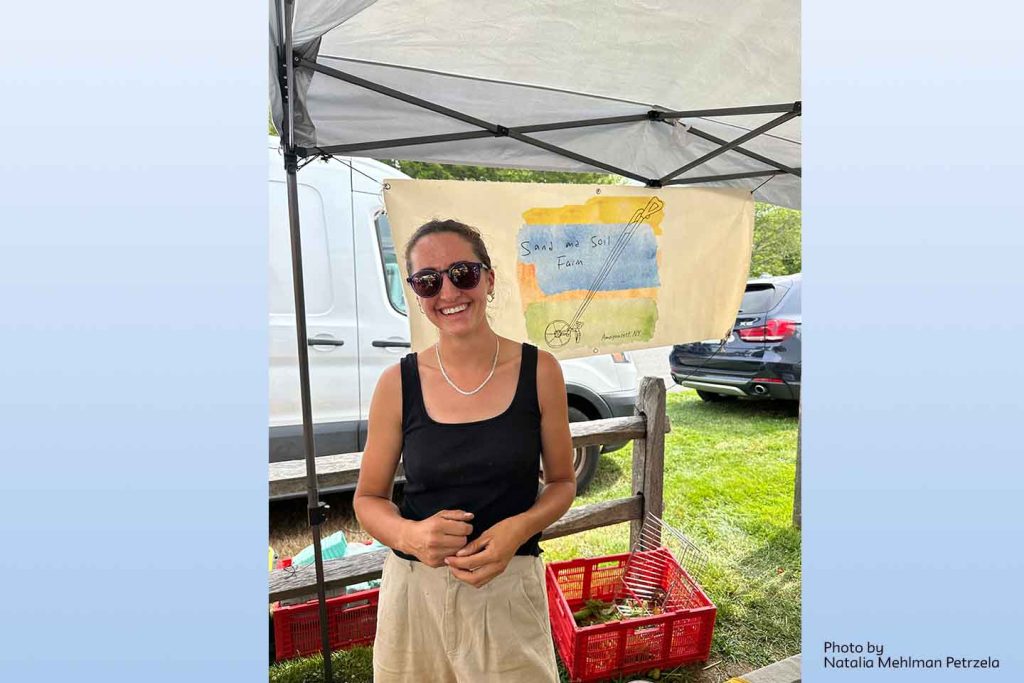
[394,343,543,561]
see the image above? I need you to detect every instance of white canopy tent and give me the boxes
[268,1,800,671]
[270,0,801,207]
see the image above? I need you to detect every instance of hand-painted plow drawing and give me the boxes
[517,195,665,351]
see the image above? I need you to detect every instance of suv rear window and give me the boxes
[739,284,785,314]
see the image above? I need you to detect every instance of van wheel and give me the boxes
[539,407,601,496]
[696,389,736,402]
[572,407,603,494]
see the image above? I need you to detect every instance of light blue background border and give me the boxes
[1,2,268,680]
[2,1,1023,681]
[804,1,1024,680]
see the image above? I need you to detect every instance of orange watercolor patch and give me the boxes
[516,262,544,300]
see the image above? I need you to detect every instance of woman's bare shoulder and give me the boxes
[535,348,562,377]
[377,360,403,387]
[535,348,566,393]
[370,361,404,418]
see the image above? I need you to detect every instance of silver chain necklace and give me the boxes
[435,336,500,396]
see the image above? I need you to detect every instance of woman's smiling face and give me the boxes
[408,232,494,336]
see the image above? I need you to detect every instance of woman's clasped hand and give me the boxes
[399,508,532,588]
[444,516,531,587]
[398,509,474,568]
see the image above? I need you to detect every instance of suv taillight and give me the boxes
[737,319,799,342]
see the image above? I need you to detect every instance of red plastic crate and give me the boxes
[546,550,716,682]
[272,588,379,661]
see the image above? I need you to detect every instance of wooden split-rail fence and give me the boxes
[269,376,669,603]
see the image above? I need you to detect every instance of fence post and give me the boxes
[630,376,666,550]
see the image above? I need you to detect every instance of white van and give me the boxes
[268,137,637,494]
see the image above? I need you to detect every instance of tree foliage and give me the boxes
[379,160,623,185]
[267,128,619,185]
[268,137,800,277]
[750,202,801,277]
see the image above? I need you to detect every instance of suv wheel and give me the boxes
[696,389,737,402]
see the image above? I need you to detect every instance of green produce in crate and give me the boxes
[572,596,669,627]
[572,599,627,627]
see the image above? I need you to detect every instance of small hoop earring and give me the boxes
[487,292,495,304]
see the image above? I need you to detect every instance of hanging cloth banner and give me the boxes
[384,180,754,360]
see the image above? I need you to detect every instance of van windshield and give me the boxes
[375,213,408,315]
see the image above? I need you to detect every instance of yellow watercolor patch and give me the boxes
[522,195,664,235]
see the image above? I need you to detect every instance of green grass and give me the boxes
[269,647,373,683]
[270,389,800,682]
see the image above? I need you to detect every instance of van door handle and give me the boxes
[307,338,345,347]
[372,340,411,348]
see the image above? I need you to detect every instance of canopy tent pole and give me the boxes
[300,57,795,134]
[664,169,794,186]
[513,102,799,132]
[302,58,502,132]
[294,58,800,189]
[503,129,654,185]
[658,103,802,183]
[279,0,334,679]
[682,125,801,177]
[299,102,799,157]
[308,130,496,156]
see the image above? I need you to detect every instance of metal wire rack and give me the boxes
[611,512,710,618]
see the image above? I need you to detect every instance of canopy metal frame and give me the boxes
[277,1,335,680]
[292,58,801,188]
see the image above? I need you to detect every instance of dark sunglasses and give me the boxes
[406,261,491,298]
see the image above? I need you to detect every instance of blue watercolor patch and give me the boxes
[517,223,660,295]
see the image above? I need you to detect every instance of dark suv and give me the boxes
[669,274,801,401]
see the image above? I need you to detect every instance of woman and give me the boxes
[354,219,576,682]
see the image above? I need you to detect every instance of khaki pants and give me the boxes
[373,551,560,682]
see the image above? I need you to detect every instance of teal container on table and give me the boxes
[292,531,348,566]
